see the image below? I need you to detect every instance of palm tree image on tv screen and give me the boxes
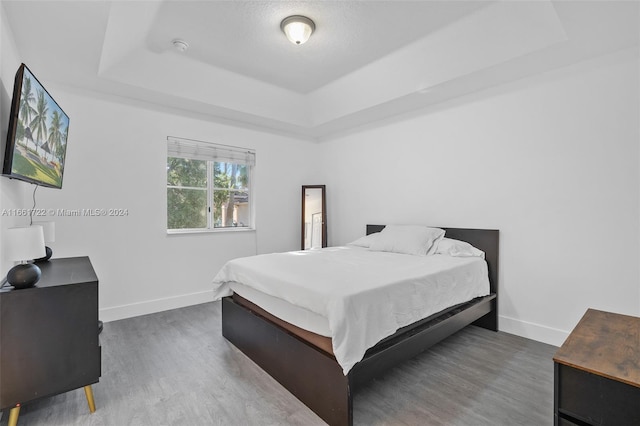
[13,67,68,188]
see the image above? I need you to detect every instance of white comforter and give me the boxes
[212,246,490,374]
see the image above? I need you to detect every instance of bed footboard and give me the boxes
[221,226,499,426]
[222,296,353,426]
[222,294,495,426]
[350,294,496,391]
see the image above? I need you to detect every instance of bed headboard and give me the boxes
[366,225,499,296]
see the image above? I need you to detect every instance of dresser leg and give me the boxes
[8,404,20,426]
[84,385,96,413]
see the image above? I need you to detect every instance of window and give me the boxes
[167,137,255,232]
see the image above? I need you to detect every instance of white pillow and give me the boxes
[435,238,485,259]
[347,232,381,248]
[369,225,445,256]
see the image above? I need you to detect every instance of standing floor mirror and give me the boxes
[301,185,327,250]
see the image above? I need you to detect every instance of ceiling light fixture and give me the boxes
[280,15,315,45]
[172,39,189,53]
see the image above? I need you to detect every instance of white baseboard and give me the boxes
[100,295,570,348]
[498,314,569,347]
[99,291,214,323]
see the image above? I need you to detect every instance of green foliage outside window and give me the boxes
[167,158,208,229]
[213,162,248,228]
[167,157,250,230]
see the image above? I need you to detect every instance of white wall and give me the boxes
[0,1,320,323]
[1,4,638,347]
[0,3,32,274]
[10,87,319,321]
[319,50,640,346]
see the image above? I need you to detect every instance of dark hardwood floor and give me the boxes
[1,301,556,425]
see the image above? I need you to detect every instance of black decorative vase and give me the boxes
[7,263,42,289]
[34,246,53,263]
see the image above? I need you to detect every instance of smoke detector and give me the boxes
[172,39,189,53]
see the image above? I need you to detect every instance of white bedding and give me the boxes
[212,246,490,375]
[230,282,333,336]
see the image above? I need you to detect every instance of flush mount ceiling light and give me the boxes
[280,15,315,45]
[172,39,189,53]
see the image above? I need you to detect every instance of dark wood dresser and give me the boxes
[0,256,101,425]
[553,308,640,425]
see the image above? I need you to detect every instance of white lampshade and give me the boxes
[280,15,315,45]
[32,221,55,243]
[5,226,46,261]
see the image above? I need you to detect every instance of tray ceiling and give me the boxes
[2,1,638,141]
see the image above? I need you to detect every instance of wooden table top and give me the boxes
[553,308,640,388]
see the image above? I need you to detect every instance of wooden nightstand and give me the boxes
[0,257,101,425]
[553,308,640,425]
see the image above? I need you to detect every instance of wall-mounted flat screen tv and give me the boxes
[3,63,69,189]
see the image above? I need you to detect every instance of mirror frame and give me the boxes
[301,185,327,250]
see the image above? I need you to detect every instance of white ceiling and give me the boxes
[2,1,638,141]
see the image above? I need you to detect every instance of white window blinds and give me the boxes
[167,136,256,166]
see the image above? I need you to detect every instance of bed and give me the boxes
[215,225,498,425]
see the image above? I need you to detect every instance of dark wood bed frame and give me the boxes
[221,225,499,425]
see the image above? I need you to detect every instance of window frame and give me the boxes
[166,137,255,234]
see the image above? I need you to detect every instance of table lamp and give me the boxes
[32,221,55,262]
[5,226,46,289]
